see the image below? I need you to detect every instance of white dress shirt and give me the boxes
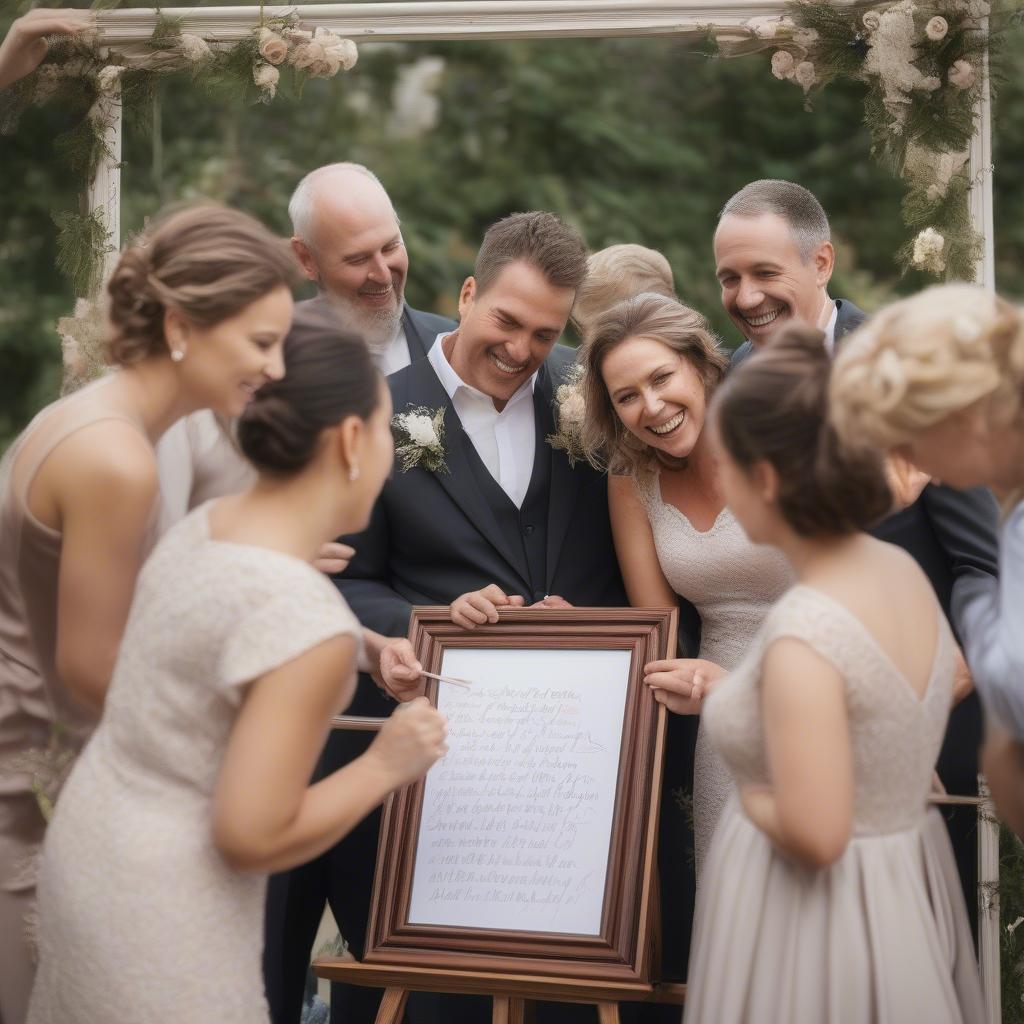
[823,300,839,355]
[428,332,537,507]
[377,324,413,376]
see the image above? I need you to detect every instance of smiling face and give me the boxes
[293,175,408,350]
[600,336,708,459]
[714,211,834,344]
[450,260,575,409]
[173,284,293,417]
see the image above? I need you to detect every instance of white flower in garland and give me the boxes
[253,62,280,101]
[179,33,213,64]
[256,27,289,65]
[745,15,793,40]
[911,227,946,275]
[948,59,977,89]
[792,27,819,50]
[904,143,969,201]
[97,65,124,94]
[862,10,882,33]
[771,50,796,80]
[794,60,817,92]
[925,16,949,41]
[547,364,588,466]
[392,407,448,473]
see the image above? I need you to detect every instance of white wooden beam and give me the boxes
[85,86,123,289]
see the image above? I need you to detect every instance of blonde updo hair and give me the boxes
[572,244,676,339]
[105,204,298,366]
[831,283,1024,450]
[581,292,727,478]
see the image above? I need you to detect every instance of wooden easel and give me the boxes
[312,958,686,1024]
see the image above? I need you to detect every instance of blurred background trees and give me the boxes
[2,0,1023,447]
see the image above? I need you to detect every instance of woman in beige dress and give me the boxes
[27,329,447,1024]
[684,327,982,1023]
[0,203,296,1022]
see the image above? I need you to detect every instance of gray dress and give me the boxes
[27,504,362,1024]
[634,472,793,871]
[686,585,983,1023]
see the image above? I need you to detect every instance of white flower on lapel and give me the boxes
[547,363,588,467]
[392,406,448,474]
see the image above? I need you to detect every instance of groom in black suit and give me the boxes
[715,179,1000,934]
[334,211,630,1023]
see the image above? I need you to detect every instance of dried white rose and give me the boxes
[257,27,289,66]
[97,65,123,94]
[771,50,796,80]
[925,16,948,41]
[558,391,586,429]
[794,60,817,91]
[253,62,280,99]
[283,27,313,44]
[746,16,781,39]
[948,59,976,89]
[403,414,439,448]
[862,10,882,32]
[911,227,946,274]
[325,38,358,71]
[291,40,325,71]
[792,27,819,49]
[179,33,212,63]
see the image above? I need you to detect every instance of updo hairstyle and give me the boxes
[581,292,727,477]
[572,244,676,338]
[714,326,892,538]
[831,283,1024,451]
[237,327,382,476]
[105,204,298,366]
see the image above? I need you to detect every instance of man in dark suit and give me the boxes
[263,163,458,1024]
[714,179,1000,931]
[331,211,629,1024]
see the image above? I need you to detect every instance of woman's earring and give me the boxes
[170,348,185,363]
[348,465,360,482]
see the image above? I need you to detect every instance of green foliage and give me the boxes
[52,209,113,296]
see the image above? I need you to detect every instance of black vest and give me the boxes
[461,411,551,604]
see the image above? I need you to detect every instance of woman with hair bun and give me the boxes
[27,329,448,1024]
[684,326,983,1024]
[0,202,295,1021]
[832,282,1024,836]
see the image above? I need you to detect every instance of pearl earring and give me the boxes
[348,466,360,482]
[170,348,185,363]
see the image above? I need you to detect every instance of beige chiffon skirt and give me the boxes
[684,798,984,1024]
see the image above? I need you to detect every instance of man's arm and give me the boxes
[334,495,414,640]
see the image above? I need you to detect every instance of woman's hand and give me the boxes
[313,541,355,575]
[643,657,725,715]
[365,697,448,788]
[528,594,573,610]
[374,638,426,702]
[450,584,526,629]
[0,9,95,90]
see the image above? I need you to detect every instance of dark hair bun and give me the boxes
[237,324,382,477]
[716,324,893,538]
[237,394,322,474]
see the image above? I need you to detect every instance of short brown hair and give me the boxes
[474,211,588,294]
[718,179,830,262]
[105,203,298,366]
[714,325,892,538]
[581,292,727,477]
[573,244,676,337]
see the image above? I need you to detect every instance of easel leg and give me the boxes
[375,987,409,1024]
[493,995,526,1024]
[597,1002,621,1024]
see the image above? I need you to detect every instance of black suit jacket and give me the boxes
[731,298,1000,791]
[337,345,627,708]
[293,294,453,364]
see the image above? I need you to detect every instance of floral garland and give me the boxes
[747,0,1003,280]
[1,12,358,298]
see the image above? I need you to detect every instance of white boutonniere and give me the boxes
[546,363,588,467]
[392,406,448,474]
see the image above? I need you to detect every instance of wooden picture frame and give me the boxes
[363,606,677,989]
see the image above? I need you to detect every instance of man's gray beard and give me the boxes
[325,291,404,354]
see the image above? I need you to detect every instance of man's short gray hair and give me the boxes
[288,162,393,248]
[718,179,830,262]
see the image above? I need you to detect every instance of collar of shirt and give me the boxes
[822,300,839,355]
[428,332,538,414]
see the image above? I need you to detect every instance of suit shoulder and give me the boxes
[406,306,457,336]
[544,343,580,383]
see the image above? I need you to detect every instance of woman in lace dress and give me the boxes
[684,327,983,1023]
[580,293,794,871]
[832,282,1024,840]
[27,330,448,1024]
[0,204,298,1023]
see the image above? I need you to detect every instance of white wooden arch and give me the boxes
[85,4,1001,1019]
